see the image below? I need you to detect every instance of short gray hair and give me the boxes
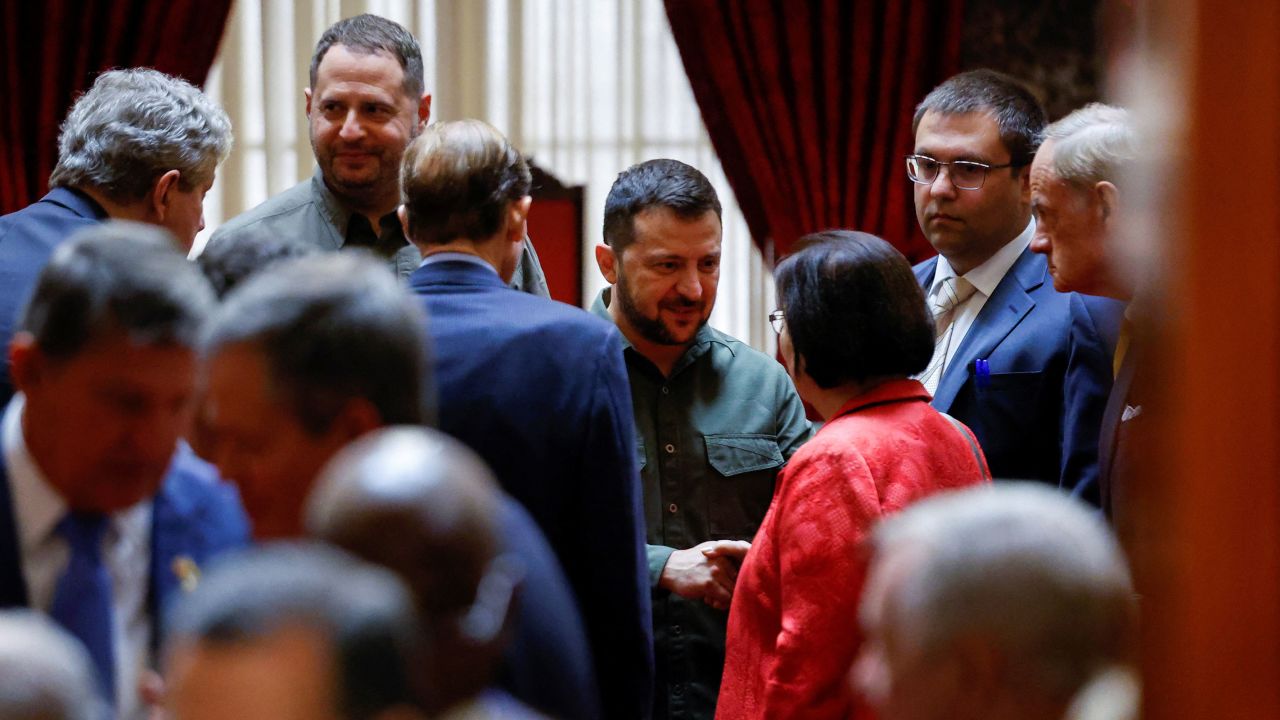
[872,484,1135,705]
[48,68,232,203]
[1041,103,1135,188]
[0,610,107,720]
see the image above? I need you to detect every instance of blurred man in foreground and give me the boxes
[855,484,1137,720]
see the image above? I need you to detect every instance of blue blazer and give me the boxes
[410,259,654,720]
[914,248,1122,498]
[0,188,109,405]
[0,442,251,645]
[495,495,600,720]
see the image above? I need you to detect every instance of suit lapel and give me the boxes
[932,248,1043,411]
[148,454,199,641]
[914,257,938,290]
[0,451,29,606]
[1099,338,1138,515]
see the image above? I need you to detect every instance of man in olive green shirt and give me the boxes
[207,14,548,295]
[592,159,811,720]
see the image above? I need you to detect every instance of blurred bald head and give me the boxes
[0,610,107,720]
[305,426,518,714]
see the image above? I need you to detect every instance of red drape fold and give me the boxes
[0,0,233,214]
[664,0,964,262]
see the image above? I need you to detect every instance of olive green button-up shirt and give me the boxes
[208,167,549,296]
[592,290,811,720]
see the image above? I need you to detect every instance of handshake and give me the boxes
[658,540,753,611]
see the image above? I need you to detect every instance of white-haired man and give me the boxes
[1027,104,1140,526]
[0,67,232,404]
[854,484,1137,720]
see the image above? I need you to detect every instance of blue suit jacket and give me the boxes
[495,495,600,720]
[0,188,109,405]
[410,259,654,720]
[0,442,250,646]
[914,248,1122,498]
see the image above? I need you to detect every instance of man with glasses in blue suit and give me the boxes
[907,69,1121,500]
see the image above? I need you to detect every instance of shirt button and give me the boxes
[673,684,685,696]
[661,386,670,395]
[673,625,683,636]
[665,443,675,454]
[668,503,678,514]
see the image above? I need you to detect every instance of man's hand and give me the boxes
[658,540,752,610]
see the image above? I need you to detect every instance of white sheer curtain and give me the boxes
[202,0,774,351]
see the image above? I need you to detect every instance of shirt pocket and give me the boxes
[703,433,784,540]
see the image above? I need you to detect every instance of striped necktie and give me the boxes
[920,276,977,396]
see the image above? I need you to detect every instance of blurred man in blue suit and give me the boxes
[198,251,597,720]
[907,70,1120,498]
[0,68,232,406]
[0,224,249,719]
[402,119,654,720]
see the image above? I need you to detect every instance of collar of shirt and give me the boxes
[3,394,64,565]
[419,251,498,274]
[307,167,403,252]
[930,217,1036,299]
[2,394,153,599]
[589,288,731,377]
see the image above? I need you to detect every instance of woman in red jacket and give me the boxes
[716,231,990,719]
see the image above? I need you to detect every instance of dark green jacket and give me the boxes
[592,290,811,719]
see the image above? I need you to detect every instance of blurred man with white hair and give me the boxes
[853,484,1137,720]
[1028,104,1140,523]
[0,610,108,720]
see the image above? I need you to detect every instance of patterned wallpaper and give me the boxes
[960,0,1103,121]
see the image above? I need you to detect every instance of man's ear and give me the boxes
[595,244,618,285]
[8,332,43,394]
[398,205,411,239]
[417,93,432,126]
[304,87,313,116]
[1017,164,1033,203]
[325,397,384,445]
[507,196,532,244]
[1095,181,1119,223]
[149,169,182,222]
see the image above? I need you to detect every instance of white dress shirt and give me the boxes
[3,395,153,720]
[926,219,1036,375]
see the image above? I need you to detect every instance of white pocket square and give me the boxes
[1121,405,1143,422]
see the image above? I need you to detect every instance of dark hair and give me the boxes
[775,231,934,388]
[168,543,425,720]
[913,69,1047,168]
[201,253,434,434]
[602,159,722,255]
[20,222,214,360]
[197,234,319,299]
[400,120,531,246]
[310,14,424,100]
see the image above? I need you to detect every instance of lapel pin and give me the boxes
[172,556,201,593]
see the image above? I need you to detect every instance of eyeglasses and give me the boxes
[905,154,1021,191]
[769,309,785,335]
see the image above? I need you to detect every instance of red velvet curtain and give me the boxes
[664,0,965,262]
[0,0,234,215]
